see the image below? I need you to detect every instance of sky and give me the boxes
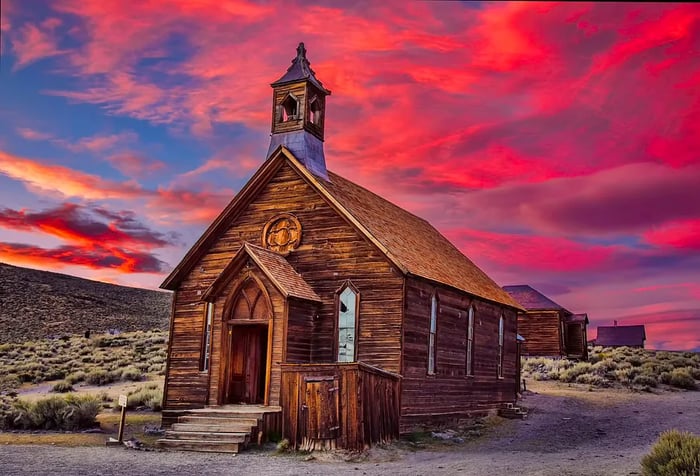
[0,1,698,351]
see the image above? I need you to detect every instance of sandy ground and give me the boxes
[1,381,698,476]
[16,376,165,402]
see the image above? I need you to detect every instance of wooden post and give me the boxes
[117,394,127,443]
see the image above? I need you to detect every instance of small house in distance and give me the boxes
[157,43,525,453]
[503,285,588,360]
[594,322,646,348]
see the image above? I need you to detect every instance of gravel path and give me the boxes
[1,383,698,476]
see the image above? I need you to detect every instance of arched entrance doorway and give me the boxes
[221,275,272,405]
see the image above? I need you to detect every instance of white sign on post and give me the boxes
[118,394,127,408]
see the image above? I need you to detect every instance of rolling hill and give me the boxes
[0,262,171,343]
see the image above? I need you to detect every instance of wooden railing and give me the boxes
[280,362,401,451]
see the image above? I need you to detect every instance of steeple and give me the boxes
[267,43,331,179]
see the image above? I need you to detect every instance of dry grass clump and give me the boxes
[51,381,74,393]
[641,430,700,476]
[1,394,101,431]
[125,383,163,411]
[0,330,167,392]
[523,346,700,391]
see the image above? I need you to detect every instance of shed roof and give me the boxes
[202,242,321,303]
[502,285,572,314]
[595,325,646,347]
[567,313,589,324]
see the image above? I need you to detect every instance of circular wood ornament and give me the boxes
[262,213,302,254]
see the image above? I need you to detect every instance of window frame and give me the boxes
[199,301,214,372]
[465,306,475,377]
[428,292,438,375]
[334,280,360,363]
[497,314,505,379]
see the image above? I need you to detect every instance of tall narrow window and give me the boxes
[497,315,504,378]
[428,293,438,375]
[466,306,475,376]
[200,302,214,372]
[337,284,359,362]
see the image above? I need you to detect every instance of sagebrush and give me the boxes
[641,430,700,476]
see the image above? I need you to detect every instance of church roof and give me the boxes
[502,285,572,314]
[164,148,523,311]
[271,42,330,94]
[202,242,321,303]
[319,171,523,310]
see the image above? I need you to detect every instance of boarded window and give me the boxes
[497,315,504,378]
[200,302,214,372]
[428,293,438,374]
[466,306,475,376]
[337,285,359,362]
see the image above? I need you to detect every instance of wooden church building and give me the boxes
[158,43,525,453]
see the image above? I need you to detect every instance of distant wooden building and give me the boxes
[594,323,646,348]
[503,285,588,360]
[158,43,525,453]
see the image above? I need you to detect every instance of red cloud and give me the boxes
[0,242,166,273]
[644,220,700,250]
[0,203,177,249]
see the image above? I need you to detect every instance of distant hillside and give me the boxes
[0,262,171,343]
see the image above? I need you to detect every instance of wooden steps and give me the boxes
[157,405,281,454]
[498,403,528,420]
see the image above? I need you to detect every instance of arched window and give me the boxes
[497,314,505,379]
[280,94,299,122]
[308,96,321,125]
[466,306,475,376]
[428,293,438,374]
[337,283,359,362]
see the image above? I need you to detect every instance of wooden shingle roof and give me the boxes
[163,148,523,311]
[318,172,523,310]
[503,285,572,314]
[202,242,321,303]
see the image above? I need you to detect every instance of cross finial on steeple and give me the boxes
[296,42,306,60]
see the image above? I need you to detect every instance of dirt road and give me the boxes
[1,382,698,476]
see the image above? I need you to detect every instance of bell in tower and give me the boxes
[267,43,331,179]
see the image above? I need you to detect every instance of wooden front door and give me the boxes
[222,276,272,405]
[227,324,268,404]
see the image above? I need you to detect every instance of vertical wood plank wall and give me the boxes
[517,311,565,357]
[401,278,518,432]
[280,362,400,451]
[163,162,403,413]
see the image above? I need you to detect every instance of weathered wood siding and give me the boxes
[285,298,317,363]
[401,278,519,432]
[517,311,564,357]
[163,162,403,413]
[565,323,588,360]
[280,362,400,451]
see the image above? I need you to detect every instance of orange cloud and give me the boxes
[0,150,146,200]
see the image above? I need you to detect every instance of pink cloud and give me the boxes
[106,152,166,178]
[16,127,54,141]
[644,220,700,250]
[11,18,65,70]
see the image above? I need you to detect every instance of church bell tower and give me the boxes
[267,43,331,179]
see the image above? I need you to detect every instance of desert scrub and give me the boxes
[125,383,163,411]
[632,374,658,388]
[85,369,120,386]
[121,366,143,382]
[51,381,74,393]
[559,362,594,383]
[669,369,697,390]
[641,430,700,476]
[1,394,101,431]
